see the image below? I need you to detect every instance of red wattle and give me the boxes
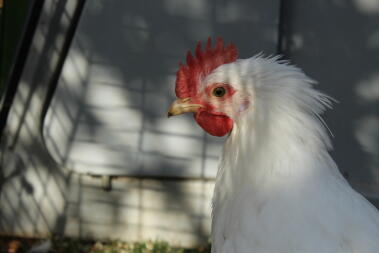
[194,111,233,137]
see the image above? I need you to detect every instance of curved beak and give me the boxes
[167,98,203,117]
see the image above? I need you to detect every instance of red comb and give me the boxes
[175,37,238,98]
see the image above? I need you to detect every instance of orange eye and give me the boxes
[213,87,226,97]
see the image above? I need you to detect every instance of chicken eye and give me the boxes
[213,87,226,97]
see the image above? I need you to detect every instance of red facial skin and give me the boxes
[194,111,234,137]
[174,38,238,137]
[193,84,236,137]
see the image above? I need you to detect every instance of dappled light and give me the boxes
[281,0,379,193]
[42,0,227,177]
[0,0,378,250]
[0,0,279,247]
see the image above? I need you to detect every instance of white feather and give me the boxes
[205,55,379,253]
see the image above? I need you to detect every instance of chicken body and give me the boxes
[168,39,379,253]
[209,56,379,253]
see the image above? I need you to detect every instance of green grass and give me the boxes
[54,238,211,253]
[54,239,187,253]
[0,236,211,253]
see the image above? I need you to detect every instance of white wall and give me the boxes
[2,0,378,247]
[0,0,279,247]
[282,0,379,200]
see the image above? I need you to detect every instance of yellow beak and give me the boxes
[167,98,204,117]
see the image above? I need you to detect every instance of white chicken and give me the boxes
[167,38,379,253]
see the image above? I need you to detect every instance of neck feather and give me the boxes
[216,56,338,192]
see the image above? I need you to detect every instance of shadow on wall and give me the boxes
[4,0,377,245]
[282,0,379,191]
[1,0,278,245]
[0,0,77,237]
[42,0,278,178]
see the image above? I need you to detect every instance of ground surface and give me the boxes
[0,236,211,253]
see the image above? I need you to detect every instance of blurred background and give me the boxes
[0,0,378,251]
